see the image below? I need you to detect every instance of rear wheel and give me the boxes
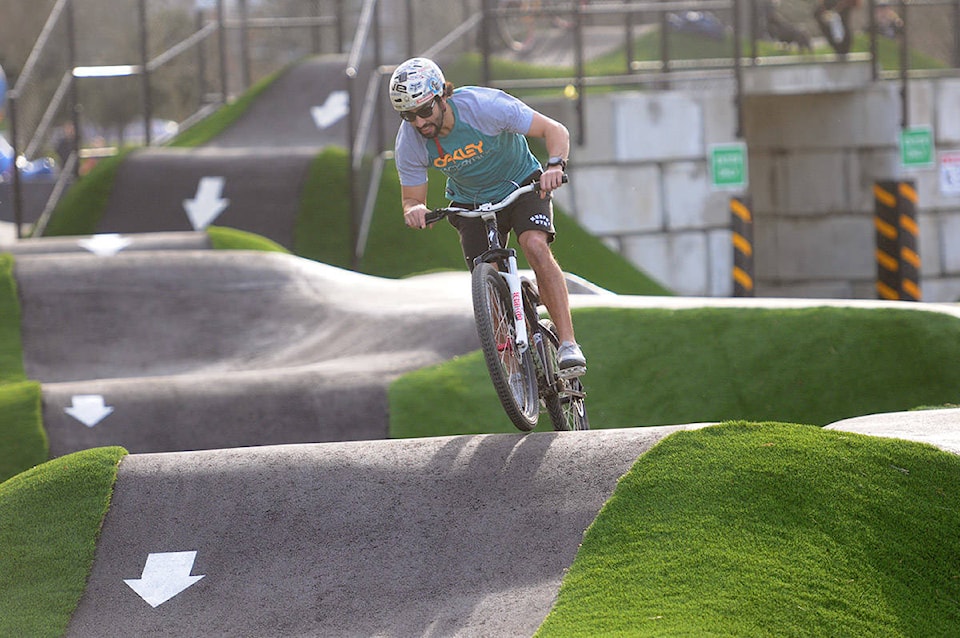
[496,0,540,52]
[472,262,539,431]
[539,320,589,431]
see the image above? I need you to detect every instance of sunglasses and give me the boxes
[399,99,437,122]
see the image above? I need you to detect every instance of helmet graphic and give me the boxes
[389,58,445,113]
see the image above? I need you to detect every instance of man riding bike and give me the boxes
[389,57,586,376]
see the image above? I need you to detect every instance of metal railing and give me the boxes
[5,0,958,245]
[5,0,347,238]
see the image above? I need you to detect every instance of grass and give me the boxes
[391,306,960,437]
[536,422,960,637]
[39,151,130,237]
[0,382,47,484]
[0,446,127,638]
[206,225,290,253]
[0,254,26,383]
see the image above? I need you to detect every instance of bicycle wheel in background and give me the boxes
[497,0,540,52]
[538,320,589,431]
[472,262,540,431]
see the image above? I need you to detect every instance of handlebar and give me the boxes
[424,173,568,226]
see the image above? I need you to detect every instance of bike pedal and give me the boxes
[558,365,586,379]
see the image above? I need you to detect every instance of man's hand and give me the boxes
[539,166,565,199]
[404,204,430,229]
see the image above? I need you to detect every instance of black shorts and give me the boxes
[448,173,556,271]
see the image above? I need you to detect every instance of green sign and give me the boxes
[710,143,748,191]
[900,127,935,168]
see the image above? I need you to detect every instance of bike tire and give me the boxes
[497,0,538,52]
[539,320,589,431]
[472,262,540,431]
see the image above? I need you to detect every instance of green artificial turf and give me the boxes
[40,151,130,237]
[0,381,47,483]
[293,147,355,269]
[0,253,26,383]
[536,422,960,637]
[206,225,290,253]
[389,306,960,437]
[0,446,127,638]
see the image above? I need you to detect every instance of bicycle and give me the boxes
[424,176,589,432]
[495,0,588,53]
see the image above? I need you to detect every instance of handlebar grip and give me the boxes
[535,173,569,191]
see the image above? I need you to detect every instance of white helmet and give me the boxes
[389,57,445,113]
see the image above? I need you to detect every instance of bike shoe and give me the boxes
[557,341,586,377]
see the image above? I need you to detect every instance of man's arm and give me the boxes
[402,182,430,229]
[526,111,569,197]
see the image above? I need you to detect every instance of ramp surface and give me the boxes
[14,250,478,454]
[65,427,696,637]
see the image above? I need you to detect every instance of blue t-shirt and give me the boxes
[395,86,542,205]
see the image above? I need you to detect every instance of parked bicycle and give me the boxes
[496,0,588,53]
[425,176,589,432]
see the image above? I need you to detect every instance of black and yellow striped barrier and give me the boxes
[731,196,753,297]
[873,179,920,301]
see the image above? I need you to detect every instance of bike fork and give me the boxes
[498,255,529,354]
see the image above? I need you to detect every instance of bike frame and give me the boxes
[425,180,545,355]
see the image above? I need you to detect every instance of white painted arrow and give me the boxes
[183,176,229,230]
[310,90,349,129]
[77,233,132,257]
[125,551,205,608]
[64,394,114,428]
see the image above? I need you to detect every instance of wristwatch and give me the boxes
[546,156,567,170]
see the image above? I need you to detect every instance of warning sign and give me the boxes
[940,150,960,196]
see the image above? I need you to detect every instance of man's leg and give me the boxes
[517,229,575,344]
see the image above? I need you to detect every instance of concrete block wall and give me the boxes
[535,73,960,302]
[542,90,739,297]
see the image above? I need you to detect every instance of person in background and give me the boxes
[814,0,861,54]
[389,57,586,376]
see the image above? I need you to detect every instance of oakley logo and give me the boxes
[434,141,484,169]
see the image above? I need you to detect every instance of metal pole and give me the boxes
[336,0,345,53]
[574,0,585,147]
[239,0,251,91]
[954,0,960,68]
[659,6,670,85]
[138,0,153,146]
[874,180,900,300]
[481,0,491,86]
[406,0,415,58]
[868,0,879,81]
[312,0,322,54]
[897,180,920,300]
[899,0,908,128]
[9,94,24,239]
[66,0,81,179]
[196,9,207,108]
[217,0,228,102]
[731,196,754,296]
[374,0,385,156]
[733,0,744,138]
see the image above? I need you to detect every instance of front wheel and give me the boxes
[538,320,589,431]
[473,262,540,431]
